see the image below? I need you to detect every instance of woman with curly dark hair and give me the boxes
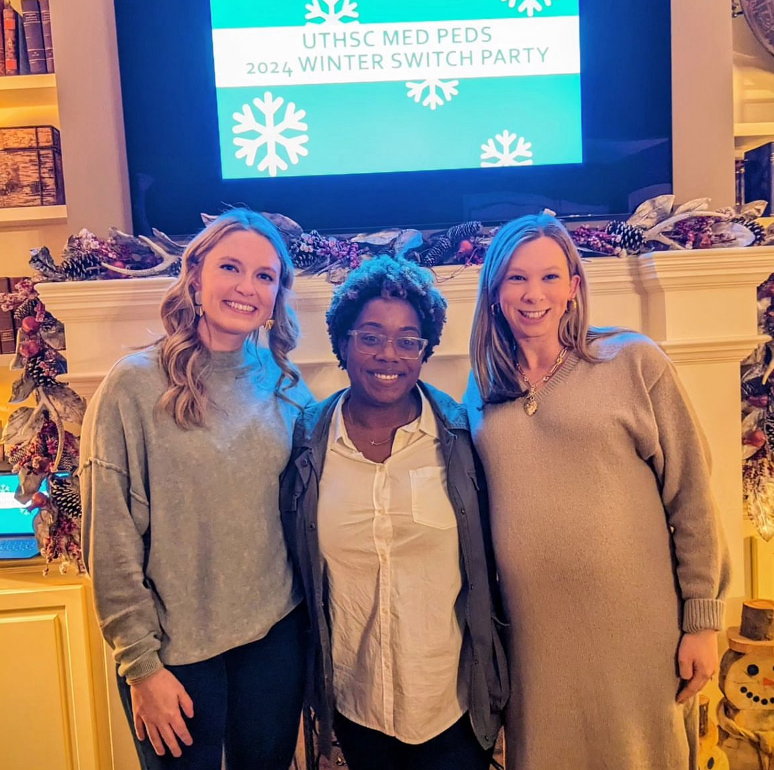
[281,255,508,770]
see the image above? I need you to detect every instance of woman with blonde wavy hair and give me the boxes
[464,213,730,770]
[80,209,313,770]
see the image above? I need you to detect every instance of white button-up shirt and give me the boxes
[317,389,467,744]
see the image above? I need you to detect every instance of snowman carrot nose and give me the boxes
[764,677,774,686]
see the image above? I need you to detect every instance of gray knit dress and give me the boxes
[465,333,730,770]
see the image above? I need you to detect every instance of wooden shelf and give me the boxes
[0,74,57,113]
[0,74,56,91]
[0,205,67,228]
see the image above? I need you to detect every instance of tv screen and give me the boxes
[211,1,582,178]
[114,0,671,234]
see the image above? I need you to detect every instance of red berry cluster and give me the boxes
[570,226,622,256]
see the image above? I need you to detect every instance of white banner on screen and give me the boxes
[212,17,580,88]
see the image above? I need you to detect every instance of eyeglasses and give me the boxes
[348,330,428,360]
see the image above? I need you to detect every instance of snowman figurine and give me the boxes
[699,694,729,770]
[718,599,774,769]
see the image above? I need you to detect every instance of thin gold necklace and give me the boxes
[345,397,413,447]
[515,347,569,416]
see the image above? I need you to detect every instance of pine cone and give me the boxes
[606,222,645,253]
[26,357,59,388]
[60,253,102,281]
[13,297,39,322]
[446,221,481,246]
[50,476,82,519]
[422,235,453,266]
[749,221,766,245]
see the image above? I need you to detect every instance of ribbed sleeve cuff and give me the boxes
[682,598,726,633]
[122,651,164,685]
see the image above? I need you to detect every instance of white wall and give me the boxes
[671,0,735,205]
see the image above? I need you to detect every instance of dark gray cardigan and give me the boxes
[280,381,509,754]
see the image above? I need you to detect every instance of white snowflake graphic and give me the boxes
[305,0,359,24]
[480,130,533,167]
[232,92,309,177]
[501,0,553,16]
[405,79,459,110]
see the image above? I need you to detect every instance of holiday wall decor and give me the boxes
[0,278,85,573]
[743,269,774,542]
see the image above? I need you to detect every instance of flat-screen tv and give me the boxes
[114,0,672,235]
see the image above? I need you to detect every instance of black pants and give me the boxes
[333,711,493,770]
[116,606,305,770]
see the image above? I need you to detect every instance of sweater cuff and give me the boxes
[682,598,725,633]
[122,651,164,685]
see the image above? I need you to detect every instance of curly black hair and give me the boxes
[326,255,448,368]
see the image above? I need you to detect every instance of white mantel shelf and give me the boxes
[35,246,774,614]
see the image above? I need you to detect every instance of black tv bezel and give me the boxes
[114,0,672,237]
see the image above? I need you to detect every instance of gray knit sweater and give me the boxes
[79,345,313,683]
[465,332,731,770]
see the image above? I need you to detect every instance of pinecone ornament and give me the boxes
[422,235,453,266]
[446,221,481,246]
[60,253,102,281]
[50,476,82,519]
[26,356,60,388]
[13,297,39,323]
[749,221,766,245]
[731,215,767,245]
[605,221,645,253]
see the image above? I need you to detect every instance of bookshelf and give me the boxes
[0,2,66,273]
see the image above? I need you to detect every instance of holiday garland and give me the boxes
[2,195,772,569]
[0,278,85,573]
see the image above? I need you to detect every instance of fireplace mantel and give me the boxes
[36,248,774,611]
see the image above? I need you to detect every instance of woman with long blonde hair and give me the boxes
[80,209,313,770]
[465,213,730,770]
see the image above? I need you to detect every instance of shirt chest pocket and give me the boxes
[409,466,457,530]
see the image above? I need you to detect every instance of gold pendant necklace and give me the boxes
[516,347,569,416]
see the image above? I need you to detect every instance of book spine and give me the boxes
[16,7,29,75]
[37,0,51,73]
[0,3,6,77]
[21,0,43,75]
[0,277,16,355]
[3,2,18,76]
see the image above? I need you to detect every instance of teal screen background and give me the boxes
[211,0,582,179]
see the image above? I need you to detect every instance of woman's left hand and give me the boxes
[676,629,719,704]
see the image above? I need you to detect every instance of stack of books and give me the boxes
[0,276,31,355]
[0,0,54,77]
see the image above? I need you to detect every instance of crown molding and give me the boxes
[659,334,770,364]
[636,246,774,290]
[36,277,175,323]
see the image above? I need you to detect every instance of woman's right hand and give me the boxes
[130,668,195,757]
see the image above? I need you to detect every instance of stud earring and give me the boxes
[194,290,204,318]
[264,319,275,331]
